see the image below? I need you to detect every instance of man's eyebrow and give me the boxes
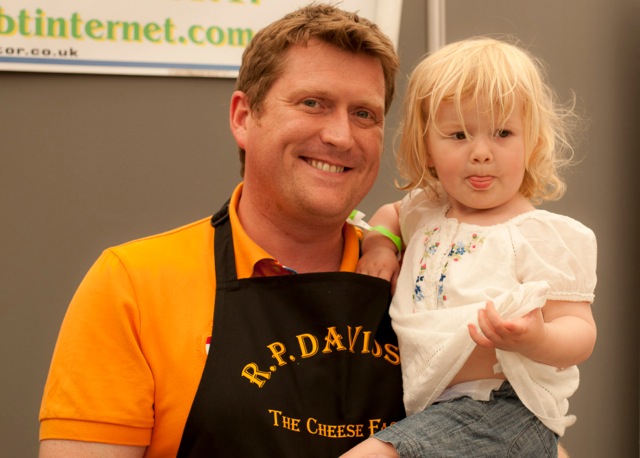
[286,87,384,112]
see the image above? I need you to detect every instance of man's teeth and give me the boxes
[308,159,345,173]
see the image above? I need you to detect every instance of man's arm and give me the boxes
[40,440,146,458]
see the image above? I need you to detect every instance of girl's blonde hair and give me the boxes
[397,37,578,204]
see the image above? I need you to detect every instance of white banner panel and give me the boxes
[0,0,402,78]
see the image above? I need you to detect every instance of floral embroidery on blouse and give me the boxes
[413,229,485,308]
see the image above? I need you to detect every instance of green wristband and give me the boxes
[370,225,403,252]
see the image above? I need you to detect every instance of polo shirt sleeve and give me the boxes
[39,248,154,446]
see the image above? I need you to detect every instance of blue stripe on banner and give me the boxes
[0,56,240,71]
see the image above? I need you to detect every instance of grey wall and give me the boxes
[1,0,637,456]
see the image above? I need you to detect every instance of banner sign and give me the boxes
[0,0,402,78]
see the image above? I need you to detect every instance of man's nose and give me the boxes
[320,111,355,150]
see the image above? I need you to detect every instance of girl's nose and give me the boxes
[470,137,493,163]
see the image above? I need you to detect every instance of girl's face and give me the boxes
[426,97,530,222]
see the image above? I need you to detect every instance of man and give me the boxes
[39,4,402,457]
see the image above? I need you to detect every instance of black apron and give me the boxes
[178,202,405,457]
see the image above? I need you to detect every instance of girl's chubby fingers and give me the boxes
[483,301,507,329]
[477,303,500,337]
[481,301,519,340]
[468,322,494,348]
[473,301,513,346]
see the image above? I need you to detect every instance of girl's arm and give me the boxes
[469,299,597,368]
[356,202,403,289]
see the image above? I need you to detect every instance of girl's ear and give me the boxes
[425,144,436,168]
[424,123,436,168]
[426,154,434,168]
[426,153,438,178]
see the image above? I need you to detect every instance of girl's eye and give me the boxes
[452,132,466,140]
[497,130,511,138]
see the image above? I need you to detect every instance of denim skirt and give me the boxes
[375,382,558,457]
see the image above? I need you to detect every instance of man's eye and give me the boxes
[302,99,319,108]
[355,110,372,119]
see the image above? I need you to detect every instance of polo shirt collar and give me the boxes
[227,183,360,279]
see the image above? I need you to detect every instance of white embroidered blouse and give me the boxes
[392,189,597,436]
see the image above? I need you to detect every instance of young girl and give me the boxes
[343,37,597,457]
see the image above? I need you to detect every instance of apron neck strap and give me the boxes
[210,199,237,283]
[210,199,231,228]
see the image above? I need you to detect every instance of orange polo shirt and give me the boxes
[39,183,361,457]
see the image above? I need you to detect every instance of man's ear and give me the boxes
[230,90,251,149]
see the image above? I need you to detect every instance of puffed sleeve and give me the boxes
[398,189,446,243]
[512,212,597,303]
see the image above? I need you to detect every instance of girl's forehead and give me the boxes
[431,98,489,121]
[432,95,523,116]
[429,97,524,131]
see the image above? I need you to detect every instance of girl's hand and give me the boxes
[468,301,545,356]
[468,299,596,368]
